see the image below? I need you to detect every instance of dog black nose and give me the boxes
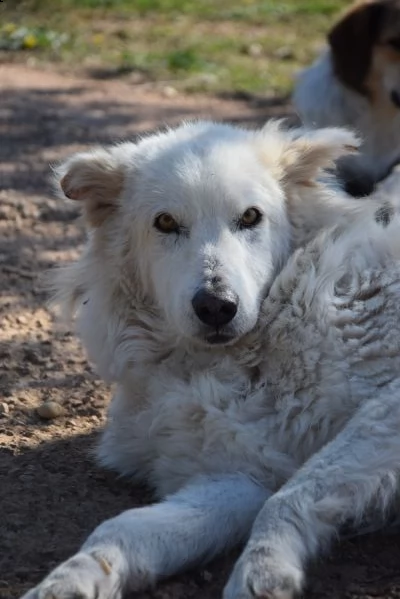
[391,89,400,109]
[191,289,238,327]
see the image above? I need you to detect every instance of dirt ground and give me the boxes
[1,62,400,599]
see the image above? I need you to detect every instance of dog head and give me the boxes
[54,122,357,356]
[329,0,400,106]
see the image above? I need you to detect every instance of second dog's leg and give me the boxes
[22,473,269,599]
[224,395,400,599]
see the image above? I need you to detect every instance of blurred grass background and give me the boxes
[0,0,349,95]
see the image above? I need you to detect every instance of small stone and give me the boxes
[273,46,294,60]
[24,348,42,364]
[0,402,10,416]
[162,85,178,98]
[247,43,263,57]
[37,401,65,420]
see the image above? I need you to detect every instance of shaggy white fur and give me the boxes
[23,120,400,599]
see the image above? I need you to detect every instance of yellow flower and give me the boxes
[92,33,105,46]
[3,23,17,34]
[23,34,38,49]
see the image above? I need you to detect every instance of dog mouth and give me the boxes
[204,331,237,345]
[390,89,400,108]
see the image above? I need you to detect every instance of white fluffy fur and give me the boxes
[23,120,400,599]
[294,50,400,187]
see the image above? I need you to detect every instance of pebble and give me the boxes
[273,46,294,60]
[0,402,10,416]
[162,85,178,98]
[247,43,263,57]
[37,400,65,419]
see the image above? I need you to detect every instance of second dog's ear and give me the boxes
[279,127,360,186]
[56,148,126,227]
[328,1,384,95]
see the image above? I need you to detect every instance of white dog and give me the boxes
[293,0,400,197]
[23,120,400,599]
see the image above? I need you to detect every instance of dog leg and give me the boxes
[224,395,400,599]
[22,473,269,599]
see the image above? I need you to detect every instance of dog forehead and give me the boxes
[135,135,278,209]
[119,122,287,225]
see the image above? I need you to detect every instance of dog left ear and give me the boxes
[279,128,360,186]
[328,1,385,95]
[56,147,126,227]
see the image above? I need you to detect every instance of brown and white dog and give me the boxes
[294,0,400,196]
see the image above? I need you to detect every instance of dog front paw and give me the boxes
[21,552,121,599]
[223,543,303,599]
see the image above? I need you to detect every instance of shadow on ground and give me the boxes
[2,432,400,599]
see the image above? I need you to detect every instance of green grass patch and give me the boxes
[1,0,350,94]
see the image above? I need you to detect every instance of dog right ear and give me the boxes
[277,126,360,186]
[56,148,126,227]
[328,1,385,95]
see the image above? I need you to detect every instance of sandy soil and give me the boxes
[1,62,400,599]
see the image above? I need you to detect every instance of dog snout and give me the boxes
[191,288,239,328]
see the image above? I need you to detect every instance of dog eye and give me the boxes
[238,207,262,229]
[154,213,180,234]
